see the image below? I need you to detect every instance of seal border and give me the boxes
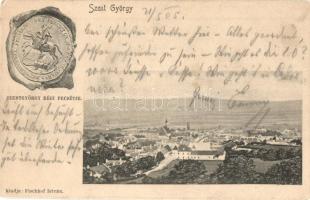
[6,7,77,90]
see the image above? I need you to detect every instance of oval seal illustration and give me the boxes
[7,7,76,90]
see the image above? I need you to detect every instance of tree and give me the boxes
[135,156,156,170]
[83,169,94,184]
[264,156,302,184]
[83,152,100,167]
[163,160,207,184]
[275,148,287,160]
[290,139,302,145]
[114,161,137,177]
[155,152,165,163]
[212,155,262,184]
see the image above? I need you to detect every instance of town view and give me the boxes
[83,99,302,184]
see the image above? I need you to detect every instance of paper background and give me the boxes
[0,0,310,199]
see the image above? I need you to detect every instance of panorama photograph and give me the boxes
[83,97,302,184]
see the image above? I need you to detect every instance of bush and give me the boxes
[155,152,165,163]
[264,156,302,184]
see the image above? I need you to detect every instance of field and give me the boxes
[253,158,282,173]
[147,159,222,179]
[147,160,180,178]
[201,160,223,175]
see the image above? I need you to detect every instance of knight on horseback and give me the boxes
[23,25,63,70]
[35,25,53,58]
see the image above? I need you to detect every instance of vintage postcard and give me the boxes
[0,0,310,199]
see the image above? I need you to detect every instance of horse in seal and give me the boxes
[23,26,63,70]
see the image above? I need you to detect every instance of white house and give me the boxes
[171,144,226,161]
[189,150,226,160]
